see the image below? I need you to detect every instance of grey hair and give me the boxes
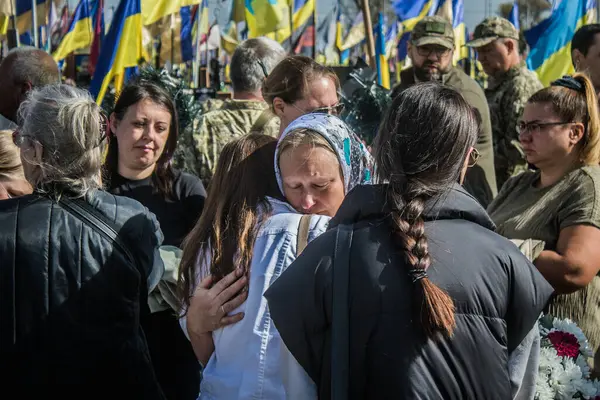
[6,46,60,87]
[18,84,105,198]
[230,37,286,93]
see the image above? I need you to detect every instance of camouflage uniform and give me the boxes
[486,64,543,189]
[467,17,544,191]
[192,99,280,186]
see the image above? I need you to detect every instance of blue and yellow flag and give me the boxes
[435,0,466,64]
[393,0,435,62]
[376,13,390,89]
[335,4,351,64]
[525,0,595,86]
[90,0,144,104]
[141,0,201,26]
[52,0,93,62]
[246,0,290,39]
[508,1,519,30]
[16,0,48,33]
[293,0,314,31]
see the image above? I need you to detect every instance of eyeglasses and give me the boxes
[468,148,480,167]
[416,45,452,59]
[290,102,345,116]
[516,121,574,135]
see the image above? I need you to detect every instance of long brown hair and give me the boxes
[527,72,600,165]
[177,134,281,309]
[262,55,340,108]
[374,82,478,339]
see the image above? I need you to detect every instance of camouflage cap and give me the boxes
[466,17,519,48]
[411,16,455,49]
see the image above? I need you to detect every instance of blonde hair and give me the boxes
[528,72,600,165]
[0,130,25,181]
[18,84,105,198]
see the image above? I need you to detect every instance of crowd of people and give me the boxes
[0,14,600,400]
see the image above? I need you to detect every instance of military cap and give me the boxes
[411,16,455,49]
[465,17,520,48]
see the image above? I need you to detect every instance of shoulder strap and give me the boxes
[249,108,276,134]
[331,223,353,400]
[59,197,135,266]
[296,214,312,256]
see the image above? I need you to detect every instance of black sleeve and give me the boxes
[504,250,553,353]
[177,172,207,233]
[264,228,336,387]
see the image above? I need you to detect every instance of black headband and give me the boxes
[551,75,586,94]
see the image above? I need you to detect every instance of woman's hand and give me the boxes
[186,268,248,335]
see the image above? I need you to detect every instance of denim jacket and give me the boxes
[180,197,330,399]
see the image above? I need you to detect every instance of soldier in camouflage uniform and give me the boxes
[467,17,543,190]
[192,37,285,186]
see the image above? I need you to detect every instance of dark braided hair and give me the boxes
[373,82,479,338]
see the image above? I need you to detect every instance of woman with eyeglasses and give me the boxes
[0,85,165,398]
[105,81,206,400]
[262,55,344,136]
[0,130,31,199]
[488,73,600,368]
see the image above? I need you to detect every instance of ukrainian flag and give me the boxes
[376,13,390,89]
[293,0,314,31]
[16,0,48,33]
[246,0,290,39]
[53,0,93,62]
[525,0,594,86]
[435,0,466,64]
[90,0,144,104]
[335,4,350,65]
[393,0,435,62]
[142,0,201,27]
[508,0,519,30]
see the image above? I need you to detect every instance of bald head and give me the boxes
[0,47,60,123]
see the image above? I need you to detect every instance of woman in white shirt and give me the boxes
[178,114,373,399]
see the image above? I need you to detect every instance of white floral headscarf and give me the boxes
[274,113,374,195]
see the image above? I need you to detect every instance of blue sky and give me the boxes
[101,0,503,32]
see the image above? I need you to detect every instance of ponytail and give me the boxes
[388,184,456,339]
[574,73,600,165]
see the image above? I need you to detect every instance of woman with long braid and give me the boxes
[265,82,553,399]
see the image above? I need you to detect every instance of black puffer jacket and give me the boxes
[265,184,553,399]
[0,190,165,399]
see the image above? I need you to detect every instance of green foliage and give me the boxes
[341,81,391,146]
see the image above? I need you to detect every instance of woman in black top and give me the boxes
[105,82,206,400]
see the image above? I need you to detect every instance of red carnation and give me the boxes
[547,331,581,358]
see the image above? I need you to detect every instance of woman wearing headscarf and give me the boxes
[264,83,552,399]
[178,114,372,398]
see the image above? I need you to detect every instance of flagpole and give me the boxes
[360,0,375,69]
[32,0,38,48]
[289,0,293,52]
[312,0,316,59]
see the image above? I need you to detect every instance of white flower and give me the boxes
[540,347,561,374]
[552,318,594,357]
[576,355,592,379]
[553,358,583,399]
[536,377,556,400]
[578,380,598,399]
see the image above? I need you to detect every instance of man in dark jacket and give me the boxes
[392,16,497,207]
[265,184,553,399]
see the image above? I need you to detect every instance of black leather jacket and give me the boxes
[0,190,165,398]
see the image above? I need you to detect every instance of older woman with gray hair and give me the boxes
[0,84,166,398]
